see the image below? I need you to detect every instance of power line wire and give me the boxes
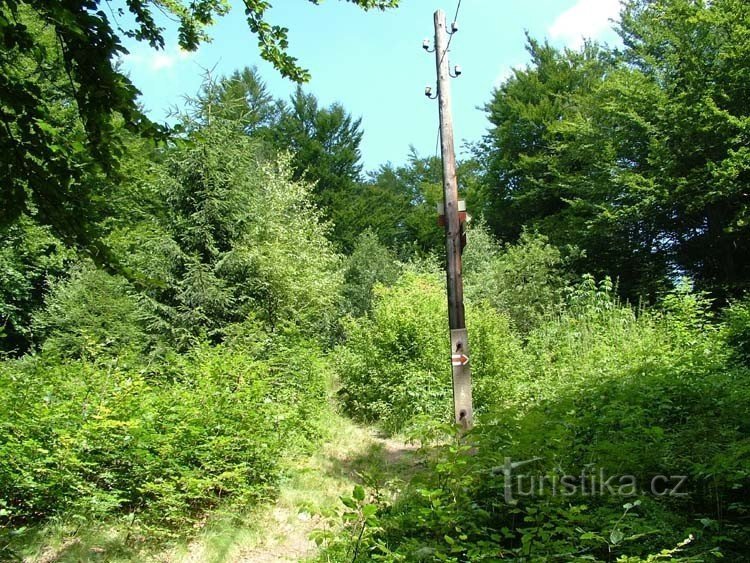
[433,0,463,163]
[451,0,463,38]
[438,0,463,68]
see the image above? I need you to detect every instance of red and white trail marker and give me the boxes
[451,353,469,367]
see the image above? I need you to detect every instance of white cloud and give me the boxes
[122,45,194,72]
[548,0,621,48]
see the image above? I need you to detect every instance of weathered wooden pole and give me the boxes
[433,8,473,429]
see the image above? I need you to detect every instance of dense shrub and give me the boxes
[341,230,400,318]
[336,266,526,433]
[31,265,156,361]
[0,120,341,552]
[337,268,449,433]
[463,227,570,334]
[103,125,343,350]
[485,279,749,509]
[328,278,750,561]
[0,337,329,538]
[0,219,71,354]
[723,297,750,366]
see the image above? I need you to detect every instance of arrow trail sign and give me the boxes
[451,353,469,367]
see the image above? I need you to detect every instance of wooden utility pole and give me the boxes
[432,8,473,429]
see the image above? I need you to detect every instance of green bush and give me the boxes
[148,126,343,346]
[336,266,526,433]
[0,336,330,537]
[723,296,750,366]
[464,228,570,335]
[31,265,156,362]
[341,229,400,318]
[328,279,750,560]
[337,268,450,433]
[0,218,71,354]
[474,281,748,558]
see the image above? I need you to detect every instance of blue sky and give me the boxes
[119,0,621,172]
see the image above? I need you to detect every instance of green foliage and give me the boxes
[328,280,750,560]
[0,4,120,255]
[0,337,329,542]
[363,153,446,255]
[31,265,155,361]
[0,218,71,354]
[183,70,464,256]
[723,297,750,366]
[464,228,570,334]
[360,152,481,258]
[185,68,453,254]
[497,280,743,482]
[337,266,526,432]
[110,122,343,347]
[0,63,349,550]
[618,0,750,296]
[4,0,750,558]
[337,268,450,432]
[0,1,399,267]
[311,484,384,561]
[214,66,279,134]
[266,86,365,249]
[479,37,613,243]
[341,230,400,318]
[477,0,750,301]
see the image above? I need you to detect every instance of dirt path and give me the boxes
[167,414,418,563]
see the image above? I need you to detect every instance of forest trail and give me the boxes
[164,414,418,563]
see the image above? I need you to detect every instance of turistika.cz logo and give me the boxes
[493,457,688,504]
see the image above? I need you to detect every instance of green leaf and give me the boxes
[353,484,365,501]
[609,529,624,545]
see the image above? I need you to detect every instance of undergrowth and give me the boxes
[330,266,750,561]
